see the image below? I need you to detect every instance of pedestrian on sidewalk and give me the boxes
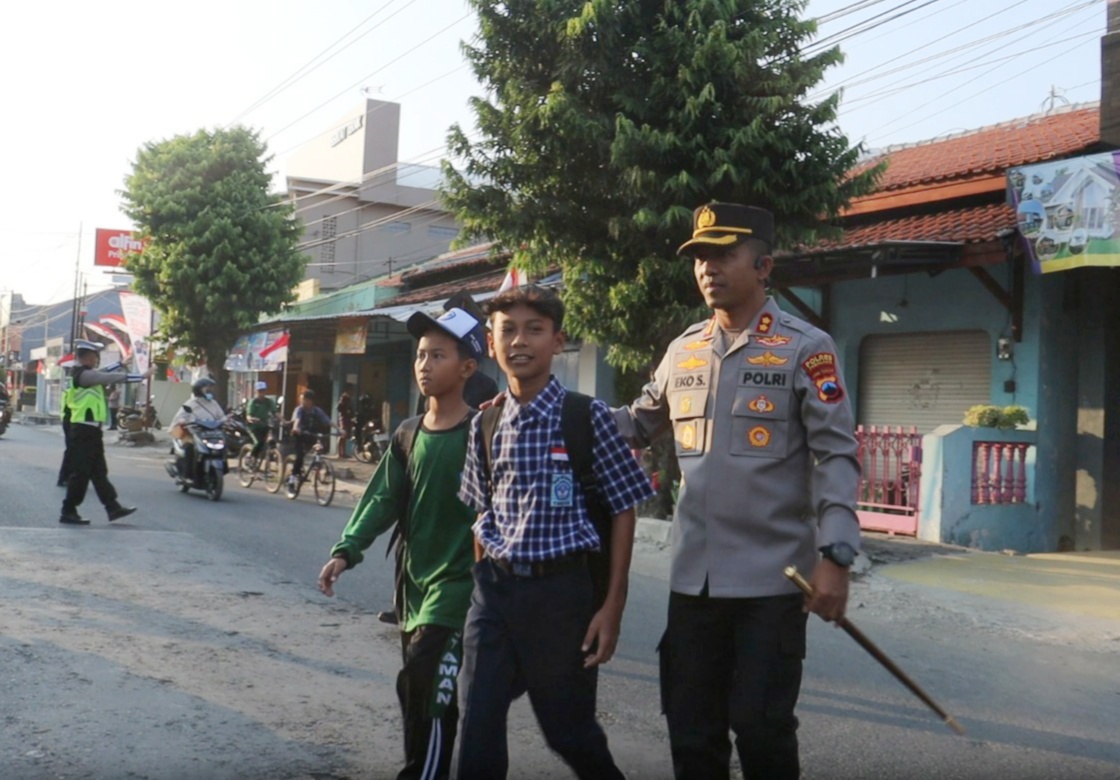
[318,306,485,780]
[59,340,154,525]
[455,286,655,780]
[335,385,353,459]
[107,385,121,430]
[613,203,862,780]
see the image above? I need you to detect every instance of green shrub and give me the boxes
[963,404,1030,429]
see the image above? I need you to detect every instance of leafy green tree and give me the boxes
[120,127,304,392]
[443,0,879,371]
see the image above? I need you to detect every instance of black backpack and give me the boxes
[479,392,613,608]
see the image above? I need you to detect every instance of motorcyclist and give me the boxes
[170,377,226,482]
[245,381,275,461]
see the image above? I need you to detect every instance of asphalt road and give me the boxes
[2,421,1119,779]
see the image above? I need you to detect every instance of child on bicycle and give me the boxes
[290,390,331,490]
[318,306,485,780]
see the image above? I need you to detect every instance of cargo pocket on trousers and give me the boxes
[656,630,671,715]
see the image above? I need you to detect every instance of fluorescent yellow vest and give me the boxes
[67,370,108,424]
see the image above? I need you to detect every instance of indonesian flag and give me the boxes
[37,360,45,375]
[58,353,76,368]
[166,367,180,382]
[498,265,526,293]
[259,331,290,363]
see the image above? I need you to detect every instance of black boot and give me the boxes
[107,504,137,522]
[59,509,89,525]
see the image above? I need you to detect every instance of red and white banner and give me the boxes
[498,266,526,293]
[258,331,290,365]
[94,229,145,268]
[118,291,154,374]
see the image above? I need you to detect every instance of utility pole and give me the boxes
[69,223,83,347]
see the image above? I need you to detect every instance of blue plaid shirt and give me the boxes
[459,377,656,563]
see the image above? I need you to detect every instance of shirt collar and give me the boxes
[503,376,565,425]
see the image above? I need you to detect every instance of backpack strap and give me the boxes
[384,415,423,558]
[561,392,597,502]
[479,404,502,490]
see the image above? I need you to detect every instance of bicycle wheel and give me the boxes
[354,436,372,463]
[313,460,335,507]
[237,444,256,488]
[263,448,284,494]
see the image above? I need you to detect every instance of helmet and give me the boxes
[74,339,105,355]
[191,377,216,397]
[254,381,268,391]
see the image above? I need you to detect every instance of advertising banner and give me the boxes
[94,229,145,268]
[335,318,368,354]
[224,330,289,372]
[1008,152,1120,274]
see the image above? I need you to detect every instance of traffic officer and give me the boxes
[59,340,154,525]
[613,203,861,779]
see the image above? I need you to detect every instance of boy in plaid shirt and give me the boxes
[456,286,655,780]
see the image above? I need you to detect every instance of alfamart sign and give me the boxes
[1008,151,1120,274]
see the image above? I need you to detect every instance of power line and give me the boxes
[264,11,473,144]
[802,0,945,57]
[226,0,415,127]
[816,0,896,25]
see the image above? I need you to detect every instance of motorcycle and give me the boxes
[118,397,162,432]
[164,418,228,501]
[0,392,10,437]
[353,418,390,465]
[223,402,254,455]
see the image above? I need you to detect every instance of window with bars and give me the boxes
[321,216,337,273]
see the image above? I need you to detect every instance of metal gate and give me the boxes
[855,425,922,535]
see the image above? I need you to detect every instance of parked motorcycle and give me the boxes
[353,418,390,465]
[0,391,10,437]
[119,397,162,432]
[164,419,228,500]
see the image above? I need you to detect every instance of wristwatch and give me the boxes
[819,542,856,568]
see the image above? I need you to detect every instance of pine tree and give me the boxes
[442,0,878,370]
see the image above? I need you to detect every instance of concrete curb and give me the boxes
[636,516,672,545]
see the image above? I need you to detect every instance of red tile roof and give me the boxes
[386,269,507,305]
[858,105,1099,193]
[842,202,1014,247]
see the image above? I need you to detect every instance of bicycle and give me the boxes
[237,418,287,493]
[282,432,335,507]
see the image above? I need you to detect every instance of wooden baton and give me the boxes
[784,566,966,736]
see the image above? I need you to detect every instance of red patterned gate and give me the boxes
[855,425,922,535]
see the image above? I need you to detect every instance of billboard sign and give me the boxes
[1008,152,1120,274]
[94,228,144,268]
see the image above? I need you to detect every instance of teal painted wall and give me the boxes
[825,267,1042,424]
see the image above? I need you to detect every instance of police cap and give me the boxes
[74,339,105,355]
[677,202,775,256]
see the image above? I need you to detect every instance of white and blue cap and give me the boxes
[255,381,268,391]
[406,307,486,360]
[74,339,105,354]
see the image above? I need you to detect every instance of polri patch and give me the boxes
[739,370,789,388]
[802,352,845,403]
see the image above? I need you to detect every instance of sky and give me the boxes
[0,0,1105,307]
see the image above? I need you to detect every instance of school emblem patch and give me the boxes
[676,355,709,371]
[746,351,789,367]
[748,425,771,448]
[747,395,775,414]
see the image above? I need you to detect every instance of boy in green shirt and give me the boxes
[245,381,275,462]
[318,305,487,780]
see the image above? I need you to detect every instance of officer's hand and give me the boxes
[582,600,623,668]
[318,557,347,597]
[805,559,849,623]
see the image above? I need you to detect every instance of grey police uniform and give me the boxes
[614,296,861,597]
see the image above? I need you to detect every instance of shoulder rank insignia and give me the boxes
[755,313,774,334]
[747,394,775,414]
[682,339,713,351]
[702,317,717,338]
[746,351,788,367]
[754,334,792,347]
[676,355,709,371]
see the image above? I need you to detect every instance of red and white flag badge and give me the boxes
[550,446,569,462]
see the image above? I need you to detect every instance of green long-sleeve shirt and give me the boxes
[331,416,475,632]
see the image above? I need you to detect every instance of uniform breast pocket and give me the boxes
[668,390,708,458]
[729,388,792,458]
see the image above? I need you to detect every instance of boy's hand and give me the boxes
[478,391,506,411]
[582,599,624,668]
[318,557,347,596]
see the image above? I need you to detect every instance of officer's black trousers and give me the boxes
[57,419,73,486]
[456,558,623,780]
[660,590,807,780]
[62,425,118,513]
[395,624,460,780]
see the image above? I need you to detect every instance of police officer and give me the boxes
[614,203,861,780]
[59,340,154,525]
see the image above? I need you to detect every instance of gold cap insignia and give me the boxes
[697,206,716,229]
